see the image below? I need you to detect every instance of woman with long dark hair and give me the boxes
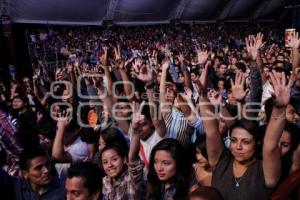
[147,138,193,200]
[198,66,292,200]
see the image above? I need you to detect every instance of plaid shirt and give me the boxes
[102,159,145,200]
[0,111,23,176]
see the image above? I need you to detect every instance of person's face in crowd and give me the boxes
[277,55,284,62]
[279,130,292,156]
[62,89,73,103]
[275,62,285,69]
[286,104,300,123]
[196,147,209,168]
[218,64,227,76]
[23,156,51,188]
[191,73,198,83]
[165,82,176,103]
[12,97,26,110]
[174,58,180,66]
[217,80,225,91]
[51,105,62,118]
[230,127,256,164]
[101,149,125,179]
[263,67,270,80]
[66,176,99,200]
[179,73,185,83]
[98,136,106,151]
[154,150,176,182]
[114,102,132,119]
[231,57,238,65]
[140,118,154,141]
[274,69,285,80]
[271,56,277,64]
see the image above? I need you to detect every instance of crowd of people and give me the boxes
[0,22,300,200]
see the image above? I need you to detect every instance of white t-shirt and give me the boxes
[140,131,163,163]
[55,137,88,179]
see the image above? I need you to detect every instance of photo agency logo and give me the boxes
[49,75,263,128]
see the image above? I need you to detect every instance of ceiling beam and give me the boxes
[169,0,191,19]
[103,0,119,21]
[218,0,239,20]
[252,0,274,20]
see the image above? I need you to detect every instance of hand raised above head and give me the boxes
[230,72,249,102]
[131,101,145,132]
[287,32,300,49]
[269,70,293,108]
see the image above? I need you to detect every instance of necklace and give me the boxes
[234,176,242,187]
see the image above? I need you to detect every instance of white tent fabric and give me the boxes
[9,0,288,25]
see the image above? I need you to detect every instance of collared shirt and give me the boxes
[164,107,204,147]
[102,159,145,200]
[0,168,65,200]
[162,185,176,200]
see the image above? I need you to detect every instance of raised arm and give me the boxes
[52,112,72,162]
[118,57,135,101]
[180,87,205,134]
[178,53,192,90]
[263,71,293,188]
[159,58,172,118]
[198,64,224,167]
[246,33,266,83]
[287,32,300,75]
[133,59,167,137]
[128,101,145,163]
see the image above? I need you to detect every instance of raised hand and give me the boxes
[132,61,153,83]
[287,32,300,49]
[245,33,265,61]
[208,89,222,105]
[255,32,265,50]
[132,58,142,74]
[179,87,193,102]
[66,63,73,73]
[161,57,170,71]
[131,101,145,131]
[230,72,249,101]
[196,61,209,94]
[114,45,121,60]
[195,45,209,65]
[100,47,108,65]
[178,52,185,64]
[269,70,293,107]
[56,110,72,130]
[124,57,135,69]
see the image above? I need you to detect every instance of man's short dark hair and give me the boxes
[67,162,103,196]
[20,147,48,171]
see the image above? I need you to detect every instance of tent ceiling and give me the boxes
[8,0,291,24]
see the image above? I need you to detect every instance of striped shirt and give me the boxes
[164,107,205,147]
